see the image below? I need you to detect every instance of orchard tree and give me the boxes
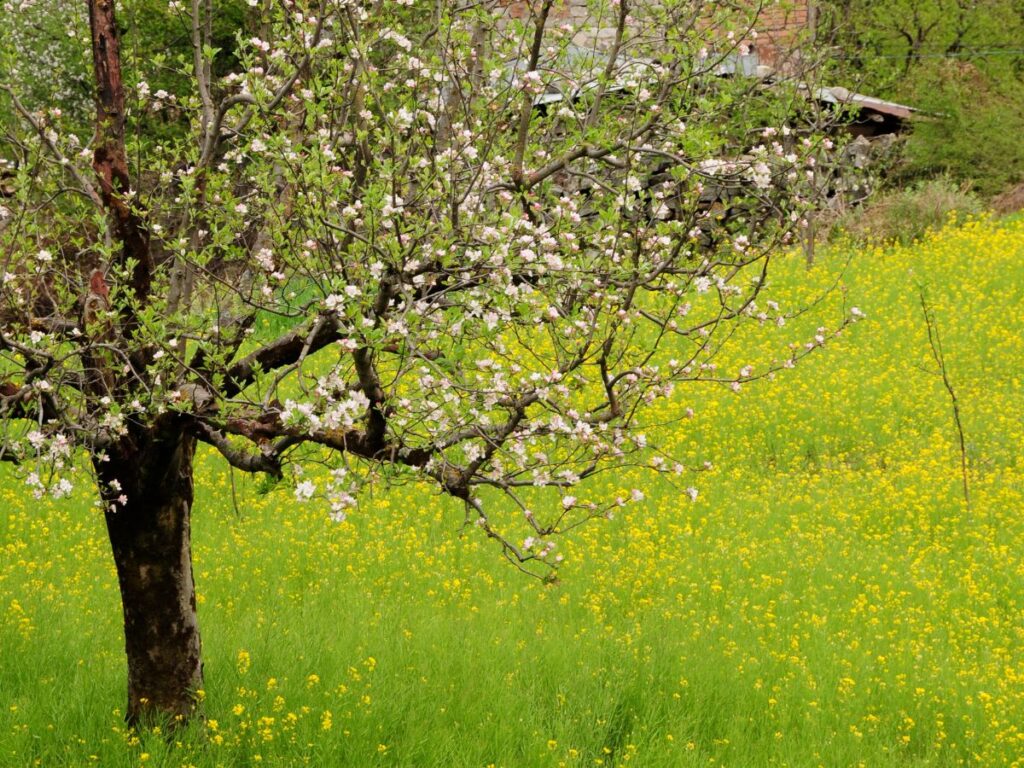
[0,0,857,725]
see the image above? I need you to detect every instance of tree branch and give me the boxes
[919,289,970,513]
[222,315,342,398]
[193,420,282,478]
[0,85,104,210]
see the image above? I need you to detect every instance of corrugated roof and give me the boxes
[815,86,917,120]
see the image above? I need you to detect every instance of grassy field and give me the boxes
[2,217,1024,767]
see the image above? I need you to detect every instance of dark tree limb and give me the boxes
[222,315,341,398]
[510,0,555,188]
[193,421,282,478]
[217,414,434,471]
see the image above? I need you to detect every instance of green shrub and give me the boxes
[899,61,1024,198]
[835,176,984,244]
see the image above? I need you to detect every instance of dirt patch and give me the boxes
[992,183,1024,216]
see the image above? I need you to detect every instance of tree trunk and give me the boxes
[98,429,203,726]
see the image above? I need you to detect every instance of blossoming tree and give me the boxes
[0,0,855,724]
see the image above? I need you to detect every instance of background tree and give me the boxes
[819,0,1024,81]
[0,0,854,725]
[818,0,1024,195]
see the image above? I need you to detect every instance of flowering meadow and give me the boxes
[2,217,1023,767]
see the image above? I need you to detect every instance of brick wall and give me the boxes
[753,2,813,68]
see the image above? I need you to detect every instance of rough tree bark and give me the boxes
[86,0,200,725]
[96,426,203,725]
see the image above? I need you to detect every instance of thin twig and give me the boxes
[1,85,104,210]
[919,289,970,512]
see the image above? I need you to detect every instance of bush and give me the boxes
[899,61,1024,198]
[834,177,984,244]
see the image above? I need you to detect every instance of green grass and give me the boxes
[2,217,1024,767]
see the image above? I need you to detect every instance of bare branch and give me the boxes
[222,315,342,398]
[193,420,282,478]
[919,289,971,512]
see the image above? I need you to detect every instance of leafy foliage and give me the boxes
[818,0,1024,196]
[0,0,249,139]
[902,61,1024,195]
[819,0,1024,86]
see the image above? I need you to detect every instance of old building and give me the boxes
[499,1,816,70]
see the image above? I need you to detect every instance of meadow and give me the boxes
[2,217,1023,768]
